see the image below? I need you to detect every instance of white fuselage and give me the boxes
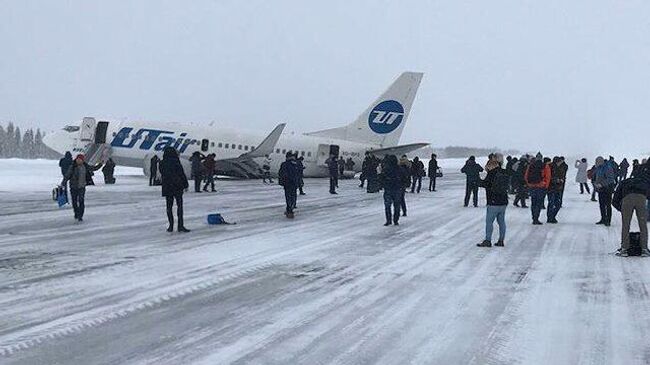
[47,120,376,178]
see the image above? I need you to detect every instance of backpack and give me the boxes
[527,161,544,184]
[491,171,511,195]
[612,182,624,211]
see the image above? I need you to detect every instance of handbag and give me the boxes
[435,168,443,178]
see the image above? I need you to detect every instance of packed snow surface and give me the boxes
[0,159,649,365]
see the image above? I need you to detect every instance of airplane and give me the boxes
[44,72,427,178]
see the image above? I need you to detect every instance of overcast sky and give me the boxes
[1,0,649,156]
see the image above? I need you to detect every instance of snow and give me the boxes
[1,159,649,364]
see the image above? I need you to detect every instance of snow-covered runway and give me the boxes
[1,160,649,364]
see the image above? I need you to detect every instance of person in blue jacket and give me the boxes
[594,156,617,226]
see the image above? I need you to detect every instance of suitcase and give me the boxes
[628,232,642,257]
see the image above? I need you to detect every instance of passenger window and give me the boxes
[282,149,286,154]
[276,148,280,154]
[308,152,312,157]
[244,146,249,151]
[218,143,222,148]
[301,151,305,156]
[225,144,229,148]
[232,144,236,149]
[238,145,242,150]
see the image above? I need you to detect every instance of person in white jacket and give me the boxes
[575,158,590,194]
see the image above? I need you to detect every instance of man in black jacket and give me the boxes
[428,154,439,192]
[325,154,339,194]
[279,152,300,218]
[189,151,205,193]
[160,147,190,232]
[149,155,160,186]
[410,156,424,193]
[547,157,567,223]
[380,155,409,226]
[477,154,508,247]
[461,156,484,207]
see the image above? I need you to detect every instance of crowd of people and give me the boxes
[57,148,650,257]
[464,153,650,257]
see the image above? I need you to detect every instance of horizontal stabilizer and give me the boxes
[366,143,429,157]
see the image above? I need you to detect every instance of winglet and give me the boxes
[243,123,286,158]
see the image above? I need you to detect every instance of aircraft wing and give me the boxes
[366,143,429,157]
[213,123,286,178]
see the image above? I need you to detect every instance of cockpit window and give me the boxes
[63,125,80,132]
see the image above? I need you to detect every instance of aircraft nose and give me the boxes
[43,130,70,155]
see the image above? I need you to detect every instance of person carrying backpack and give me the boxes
[613,161,650,256]
[410,156,425,193]
[525,153,551,225]
[398,155,412,216]
[477,153,509,247]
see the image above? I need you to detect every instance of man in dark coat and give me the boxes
[325,154,339,194]
[619,158,630,181]
[398,155,412,216]
[461,156,484,207]
[160,147,190,232]
[202,153,217,192]
[296,154,306,195]
[59,151,73,199]
[428,153,439,192]
[189,151,205,193]
[278,152,300,218]
[149,155,160,186]
[61,154,103,222]
[547,157,567,223]
[380,155,409,226]
[410,156,424,193]
[59,151,73,177]
[102,158,116,184]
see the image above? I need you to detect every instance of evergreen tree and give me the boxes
[5,122,15,157]
[0,125,5,157]
[35,128,44,158]
[23,129,35,158]
[14,126,22,158]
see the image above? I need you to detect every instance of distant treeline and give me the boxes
[413,146,520,159]
[0,122,60,159]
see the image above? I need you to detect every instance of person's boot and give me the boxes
[533,220,543,225]
[494,240,504,247]
[393,220,399,226]
[595,221,605,225]
[384,221,392,226]
[167,225,174,232]
[178,226,190,233]
[477,240,492,247]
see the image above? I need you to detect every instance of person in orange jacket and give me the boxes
[525,153,551,225]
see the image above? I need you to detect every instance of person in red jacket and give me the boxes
[525,153,551,225]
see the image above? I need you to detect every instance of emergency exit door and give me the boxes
[95,121,109,144]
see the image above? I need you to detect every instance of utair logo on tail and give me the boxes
[368,100,404,134]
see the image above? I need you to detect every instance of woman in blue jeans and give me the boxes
[478,154,509,247]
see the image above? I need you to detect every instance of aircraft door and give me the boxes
[95,121,109,144]
[79,117,96,142]
[317,144,340,166]
[201,139,210,152]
